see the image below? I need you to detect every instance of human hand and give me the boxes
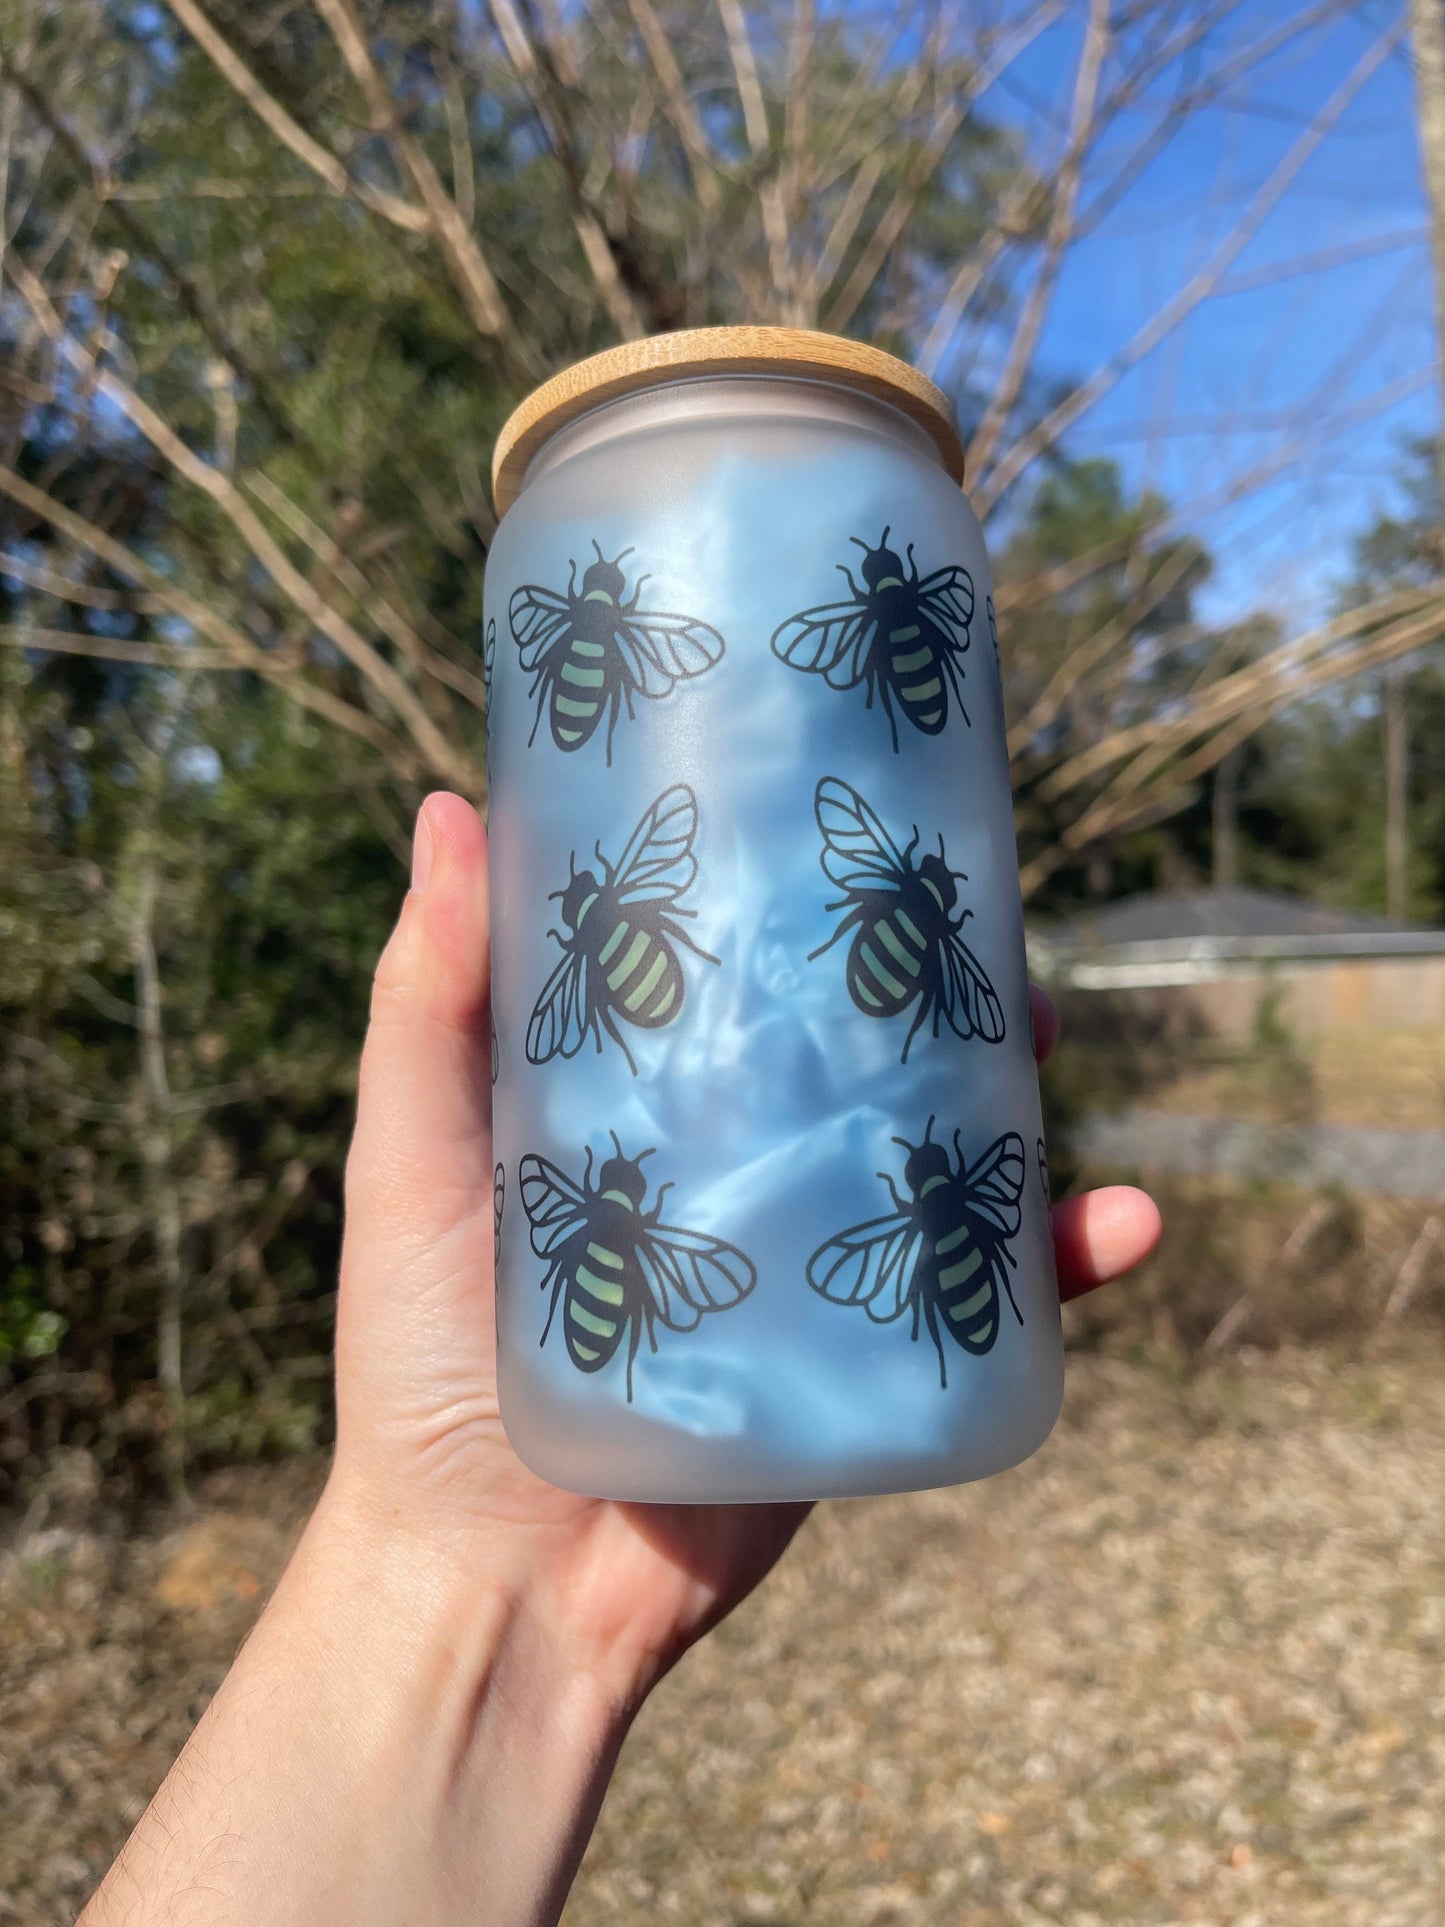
[337,790,1159,1685]
[83,793,1159,1927]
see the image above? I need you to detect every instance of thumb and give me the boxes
[336,794,495,1444]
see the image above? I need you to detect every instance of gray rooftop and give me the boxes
[1036,887,1445,979]
[1046,887,1406,951]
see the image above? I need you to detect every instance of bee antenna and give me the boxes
[937,832,946,861]
[547,886,567,902]
[924,1114,936,1143]
[635,1145,656,1164]
[849,534,870,554]
[615,546,635,565]
[880,524,891,547]
[591,538,605,563]
[890,1135,912,1154]
[609,1130,624,1159]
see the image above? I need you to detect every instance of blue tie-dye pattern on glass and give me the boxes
[485,378,1060,1502]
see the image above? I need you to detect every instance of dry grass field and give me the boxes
[4,1344,1444,1927]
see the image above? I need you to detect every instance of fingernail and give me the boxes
[411,805,435,894]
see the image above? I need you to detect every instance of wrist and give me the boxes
[314,1452,683,1716]
[85,1475,633,1927]
[283,1476,637,1924]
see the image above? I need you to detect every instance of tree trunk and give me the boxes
[1405,3,1441,927]
[1086,844,1112,898]
[1212,744,1241,889]
[1410,0,1445,525]
[1413,0,1445,332]
[1383,664,1410,922]
[131,863,188,1500]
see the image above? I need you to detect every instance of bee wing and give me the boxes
[962,1131,1026,1239]
[940,929,1006,1043]
[508,583,574,670]
[483,617,497,709]
[807,1211,922,1324]
[611,784,699,905]
[615,610,725,700]
[771,600,876,689]
[815,777,907,892]
[519,1153,590,1257]
[917,565,975,647]
[636,1225,757,1333]
[526,947,590,1064]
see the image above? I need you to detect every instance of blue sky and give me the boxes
[950,1,1434,627]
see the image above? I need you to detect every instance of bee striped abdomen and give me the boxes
[848,909,926,1017]
[933,1219,998,1354]
[597,919,684,1027]
[564,1240,628,1370]
[551,635,608,747]
[888,619,946,732]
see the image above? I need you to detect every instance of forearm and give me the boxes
[81,1484,631,1927]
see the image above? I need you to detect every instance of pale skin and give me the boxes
[80,793,1161,1927]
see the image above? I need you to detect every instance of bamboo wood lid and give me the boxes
[491,325,964,516]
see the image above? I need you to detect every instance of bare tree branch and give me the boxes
[5,247,479,788]
[624,0,723,213]
[0,459,420,764]
[972,18,1404,514]
[310,0,524,358]
[1019,596,1445,898]
[771,0,816,322]
[1007,537,1202,759]
[1075,0,1340,240]
[165,0,429,233]
[918,0,1330,380]
[440,64,477,233]
[998,363,1437,621]
[244,470,488,712]
[1039,585,1445,804]
[0,624,237,671]
[0,49,315,456]
[488,0,648,338]
[715,0,768,157]
[0,550,145,612]
[1212,225,1428,298]
[965,0,1109,477]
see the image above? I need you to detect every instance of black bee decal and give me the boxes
[508,542,724,763]
[483,615,497,714]
[491,1019,499,1086]
[986,595,998,662]
[521,1137,756,1400]
[808,1124,1025,1386]
[771,528,974,749]
[1036,1135,1049,1208]
[494,1162,505,1269]
[528,784,717,1075]
[811,777,1004,1062]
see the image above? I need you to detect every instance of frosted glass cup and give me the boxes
[484,328,1060,1502]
